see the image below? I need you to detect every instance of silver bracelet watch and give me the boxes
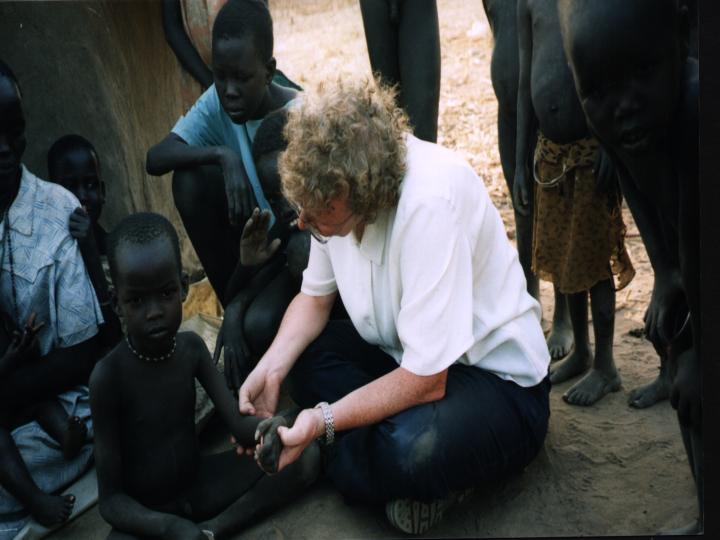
[314,401,335,445]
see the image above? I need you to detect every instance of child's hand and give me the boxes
[218,147,255,226]
[3,313,44,362]
[69,207,94,248]
[670,348,701,427]
[513,169,531,216]
[254,415,289,474]
[240,208,281,267]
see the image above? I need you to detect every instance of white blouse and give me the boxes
[301,135,549,386]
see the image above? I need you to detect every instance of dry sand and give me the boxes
[52,1,697,537]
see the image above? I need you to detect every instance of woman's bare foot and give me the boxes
[62,416,88,459]
[549,348,591,384]
[563,368,621,406]
[28,493,75,526]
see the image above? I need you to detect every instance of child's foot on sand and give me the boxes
[628,372,670,408]
[62,416,88,459]
[28,493,75,526]
[549,349,591,384]
[546,321,573,360]
[563,368,621,406]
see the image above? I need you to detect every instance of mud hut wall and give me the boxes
[0,1,201,274]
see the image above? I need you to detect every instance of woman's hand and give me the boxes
[240,208,281,266]
[274,407,324,472]
[238,364,283,418]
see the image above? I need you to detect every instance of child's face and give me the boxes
[114,238,186,356]
[256,150,296,226]
[49,147,105,223]
[212,36,272,124]
[563,2,685,160]
[0,76,26,190]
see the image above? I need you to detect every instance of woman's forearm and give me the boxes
[259,291,336,378]
[325,367,448,435]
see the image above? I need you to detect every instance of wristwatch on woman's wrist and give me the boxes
[314,401,335,445]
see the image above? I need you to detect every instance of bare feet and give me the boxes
[62,416,88,459]
[628,372,670,408]
[549,349,591,384]
[28,493,75,526]
[546,320,574,360]
[562,368,621,406]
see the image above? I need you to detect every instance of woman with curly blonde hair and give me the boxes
[239,77,551,535]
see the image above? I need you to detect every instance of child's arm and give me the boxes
[69,208,122,346]
[190,332,261,446]
[90,360,205,539]
[146,133,254,226]
[513,0,534,215]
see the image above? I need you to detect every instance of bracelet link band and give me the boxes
[314,401,335,445]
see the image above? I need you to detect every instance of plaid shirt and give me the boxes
[0,166,102,354]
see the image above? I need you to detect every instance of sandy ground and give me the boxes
[50,0,697,537]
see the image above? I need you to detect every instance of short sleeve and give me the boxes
[52,236,102,348]
[300,239,338,296]
[396,198,475,375]
[171,85,225,147]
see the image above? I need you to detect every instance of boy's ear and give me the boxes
[265,57,277,85]
[180,271,190,302]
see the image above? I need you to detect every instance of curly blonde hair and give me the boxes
[279,77,409,223]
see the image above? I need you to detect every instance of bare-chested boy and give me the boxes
[90,212,317,539]
[514,0,636,406]
[558,0,700,531]
[481,0,574,360]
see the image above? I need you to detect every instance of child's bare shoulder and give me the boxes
[176,330,210,361]
[89,344,124,393]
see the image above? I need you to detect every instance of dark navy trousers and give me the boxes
[287,320,550,504]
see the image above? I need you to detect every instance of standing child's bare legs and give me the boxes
[551,278,621,405]
[547,287,573,360]
[550,290,591,384]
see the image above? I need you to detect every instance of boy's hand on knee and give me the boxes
[218,147,256,226]
[254,415,289,474]
[162,517,207,540]
[240,208,282,267]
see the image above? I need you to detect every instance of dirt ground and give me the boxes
[51,0,697,538]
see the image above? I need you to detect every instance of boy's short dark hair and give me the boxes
[107,213,182,285]
[0,58,20,92]
[212,0,273,62]
[251,108,288,162]
[47,134,99,178]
